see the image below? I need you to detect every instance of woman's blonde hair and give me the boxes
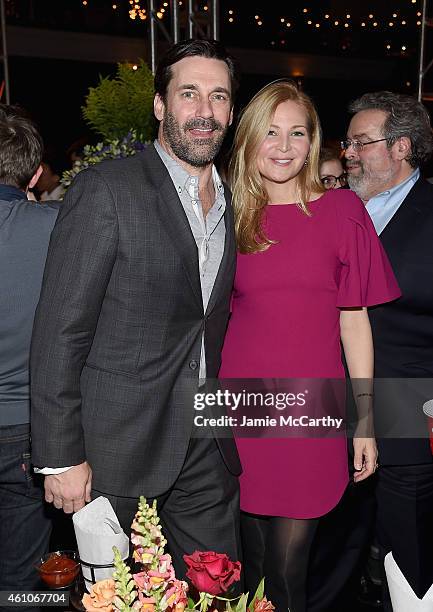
[229,80,324,254]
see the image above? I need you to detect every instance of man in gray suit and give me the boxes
[30,39,241,575]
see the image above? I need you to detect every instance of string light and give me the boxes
[229,17,233,22]
[334,20,339,25]
[373,21,378,26]
[386,44,391,49]
[346,14,351,18]
[129,0,145,20]
[402,45,407,50]
[324,14,329,19]
[389,21,394,26]
[112,3,117,8]
[132,64,138,70]
[315,23,320,28]
[303,8,308,13]
[307,19,312,24]
[82,1,87,5]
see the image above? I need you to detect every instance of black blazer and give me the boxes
[369,177,433,465]
[30,145,241,498]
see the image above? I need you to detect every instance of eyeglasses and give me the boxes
[320,173,348,189]
[340,138,388,152]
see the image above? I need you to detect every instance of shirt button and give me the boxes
[189,360,198,370]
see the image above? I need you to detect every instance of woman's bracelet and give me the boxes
[356,392,374,398]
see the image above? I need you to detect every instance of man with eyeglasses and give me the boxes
[343,92,433,609]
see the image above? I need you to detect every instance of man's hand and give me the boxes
[44,461,92,513]
[353,437,378,483]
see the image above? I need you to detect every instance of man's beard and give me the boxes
[347,161,395,202]
[162,112,227,167]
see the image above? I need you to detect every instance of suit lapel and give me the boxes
[140,145,203,309]
[379,178,426,258]
[206,186,236,315]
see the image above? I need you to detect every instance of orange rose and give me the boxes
[253,596,275,611]
[82,579,116,612]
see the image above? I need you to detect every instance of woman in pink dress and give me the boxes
[219,81,400,611]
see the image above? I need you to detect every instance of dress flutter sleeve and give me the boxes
[335,191,401,308]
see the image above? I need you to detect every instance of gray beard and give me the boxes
[162,112,227,168]
[347,165,395,203]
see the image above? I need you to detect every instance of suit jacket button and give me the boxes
[189,359,198,370]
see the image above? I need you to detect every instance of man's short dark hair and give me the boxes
[154,39,238,102]
[0,104,43,189]
[349,91,433,168]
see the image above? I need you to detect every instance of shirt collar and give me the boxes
[154,139,224,201]
[368,168,420,204]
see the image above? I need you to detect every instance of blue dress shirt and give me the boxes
[366,168,420,235]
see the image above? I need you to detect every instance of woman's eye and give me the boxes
[292,131,306,137]
[267,130,277,136]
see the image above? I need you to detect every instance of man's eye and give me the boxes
[212,94,227,102]
[181,91,195,98]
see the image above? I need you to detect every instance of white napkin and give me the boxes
[385,552,433,611]
[73,496,129,589]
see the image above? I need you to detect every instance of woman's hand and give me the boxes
[353,435,378,483]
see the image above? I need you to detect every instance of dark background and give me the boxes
[3,0,431,165]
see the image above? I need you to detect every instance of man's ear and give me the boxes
[229,106,234,127]
[154,93,165,122]
[393,136,412,161]
[28,164,43,190]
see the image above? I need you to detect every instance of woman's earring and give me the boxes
[304,158,309,166]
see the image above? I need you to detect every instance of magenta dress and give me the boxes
[219,189,401,518]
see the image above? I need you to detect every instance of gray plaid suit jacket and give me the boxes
[30,144,241,498]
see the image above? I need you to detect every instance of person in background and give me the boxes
[35,145,67,201]
[219,80,400,612]
[0,105,58,609]
[319,147,347,190]
[344,90,433,610]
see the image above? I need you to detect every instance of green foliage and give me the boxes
[83,59,155,141]
[248,578,264,611]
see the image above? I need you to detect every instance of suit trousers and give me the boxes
[376,463,433,605]
[93,436,241,585]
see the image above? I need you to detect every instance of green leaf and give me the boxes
[234,593,248,612]
[248,578,264,611]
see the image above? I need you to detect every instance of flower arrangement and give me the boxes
[82,497,274,612]
[61,131,146,188]
[61,59,155,190]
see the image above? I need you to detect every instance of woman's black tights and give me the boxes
[241,512,319,612]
